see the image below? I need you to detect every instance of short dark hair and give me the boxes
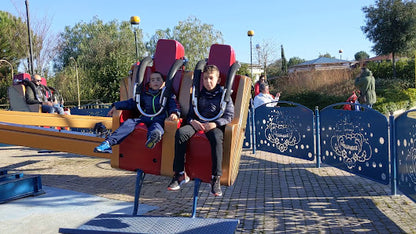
[203,64,220,74]
[152,71,165,81]
[259,82,268,92]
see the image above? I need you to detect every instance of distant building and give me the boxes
[288,57,353,73]
[247,64,264,82]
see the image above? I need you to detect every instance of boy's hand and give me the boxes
[202,122,217,132]
[190,119,205,131]
[168,113,178,121]
[107,106,116,116]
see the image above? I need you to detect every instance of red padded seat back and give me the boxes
[142,39,185,97]
[13,73,47,86]
[153,39,185,76]
[206,44,236,87]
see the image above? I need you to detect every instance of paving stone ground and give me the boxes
[1,146,416,233]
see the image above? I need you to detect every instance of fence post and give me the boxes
[315,106,321,168]
[251,104,256,154]
[389,113,397,195]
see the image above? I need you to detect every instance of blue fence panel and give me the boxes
[395,110,416,202]
[320,103,389,184]
[254,101,315,161]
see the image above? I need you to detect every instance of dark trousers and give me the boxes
[106,118,164,146]
[41,105,54,113]
[41,104,64,114]
[173,124,224,176]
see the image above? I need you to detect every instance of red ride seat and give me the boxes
[184,44,251,186]
[110,39,193,176]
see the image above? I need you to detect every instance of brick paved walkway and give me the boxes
[1,146,415,233]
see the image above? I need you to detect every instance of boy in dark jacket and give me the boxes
[94,71,180,153]
[167,65,234,197]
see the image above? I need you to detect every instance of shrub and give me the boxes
[269,64,416,114]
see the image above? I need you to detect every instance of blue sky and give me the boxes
[3,0,376,63]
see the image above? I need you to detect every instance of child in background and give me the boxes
[94,71,180,153]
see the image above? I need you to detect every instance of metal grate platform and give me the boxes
[59,214,239,234]
[0,170,44,203]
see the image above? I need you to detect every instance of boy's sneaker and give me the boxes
[145,131,161,149]
[94,141,112,153]
[167,172,190,191]
[210,176,222,197]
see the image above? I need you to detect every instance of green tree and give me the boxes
[0,11,28,104]
[0,11,27,73]
[54,17,142,103]
[319,53,334,58]
[237,63,250,77]
[288,57,306,67]
[266,59,282,78]
[147,16,223,69]
[145,29,172,56]
[354,51,370,61]
[362,0,416,78]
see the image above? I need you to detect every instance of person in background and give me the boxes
[25,74,64,114]
[253,82,280,108]
[254,75,266,96]
[355,67,376,108]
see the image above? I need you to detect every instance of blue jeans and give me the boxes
[106,118,164,146]
[41,105,54,113]
[53,104,65,115]
[41,104,65,114]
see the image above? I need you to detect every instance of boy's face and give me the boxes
[202,71,220,91]
[149,73,165,90]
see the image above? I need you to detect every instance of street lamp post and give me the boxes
[247,30,254,79]
[25,0,34,75]
[339,49,343,60]
[69,57,80,108]
[256,44,261,66]
[0,59,14,80]
[130,16,141,61]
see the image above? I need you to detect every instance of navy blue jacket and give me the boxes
[187,84,234,127]
[113,88,180,126]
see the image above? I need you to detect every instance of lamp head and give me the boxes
[130,16,140,25]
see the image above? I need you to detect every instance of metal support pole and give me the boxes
[133,169,146,216]
[134,29,139,61]
[25,0,34,75]
[250,37,253,79]
[75,63,80,107]
[0,60,14,80]
[70,57,81,107]
[251,104,256,154]
[389,114,397,195]
[130,16,140,62]
[315,106,321,168]
[191,178,201,218]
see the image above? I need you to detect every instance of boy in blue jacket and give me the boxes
[167,65,234,197]
[94,71,180,153]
